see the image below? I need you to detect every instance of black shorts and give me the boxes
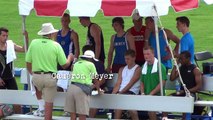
[0,77,18,90]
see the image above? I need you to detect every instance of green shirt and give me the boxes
[71,59,97,85]
[25,38,67,73]
[141,63,167,95]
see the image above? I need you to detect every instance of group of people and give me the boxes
[0,11,202,120]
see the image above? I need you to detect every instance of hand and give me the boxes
[67,53,74,62]
[0,79,5,86]
[98,89,104,94]
[23,31,29,40]
[105,67,111,73]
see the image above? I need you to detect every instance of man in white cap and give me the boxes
[26,23,73,120]
[64,50,100,120]
[127,10,148,66]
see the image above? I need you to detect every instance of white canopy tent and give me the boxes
[18,0,213,96]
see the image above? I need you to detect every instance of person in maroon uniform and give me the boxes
[127,12,148,66]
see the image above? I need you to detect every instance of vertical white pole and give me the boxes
[154,16,164,96]
[21,15,31,90]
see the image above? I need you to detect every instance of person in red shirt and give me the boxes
[127,12,148,66]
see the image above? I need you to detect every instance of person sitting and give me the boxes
[112,49,141,120]
[169,51,202,119]
[140,46,167,120]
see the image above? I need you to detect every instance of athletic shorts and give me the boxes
[0,77,18,90]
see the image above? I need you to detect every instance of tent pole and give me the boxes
[21,15,31,91]
[154,16,164,96]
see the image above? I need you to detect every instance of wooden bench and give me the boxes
[0,90,194,120]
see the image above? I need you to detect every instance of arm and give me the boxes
[71,31,80,59]
[112,67,123,94]
[92,78,100,93]
[140,82,145,95]
[119,66,141,94]
[0,78,5,86]
[106,35,115,72]
[61,53,74,69]
[188,68,202,93]
[149,80,166,95]
[165,29,180,56]
[26,62,32,75]
[170,66,179,81]
[144,28,151,47]
[126,33,136,52]
[15,31,29,52]
[90,24,101,59]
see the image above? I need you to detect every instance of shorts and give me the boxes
[64,84,90,115]
[0,77,18,90]
[32,74,57,103]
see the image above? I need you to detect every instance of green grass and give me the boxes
[1,0,213,101]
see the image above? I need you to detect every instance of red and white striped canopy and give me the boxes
[19,0,213,17]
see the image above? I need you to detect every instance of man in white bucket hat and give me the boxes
[26,23,73,120]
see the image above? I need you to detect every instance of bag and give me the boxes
[72,82,92,95]
[0,104,13,117]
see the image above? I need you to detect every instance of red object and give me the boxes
[171,0,199,12]
[101,0,136,16]
[34,0,68,16]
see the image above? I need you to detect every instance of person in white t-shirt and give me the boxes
[112,49,141,120]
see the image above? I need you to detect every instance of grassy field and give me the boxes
[1,0,213,98]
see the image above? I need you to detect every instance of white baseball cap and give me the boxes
[132,9,142,20]
[38,23,58,36]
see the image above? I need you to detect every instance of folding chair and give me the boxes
[194,51,213,95]
[194,51,213,68]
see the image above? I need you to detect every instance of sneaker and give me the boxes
[33,109,45,117]
[62,112,70,117]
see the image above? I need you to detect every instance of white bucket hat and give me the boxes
[37,23,58,36]
[81,50,98,61]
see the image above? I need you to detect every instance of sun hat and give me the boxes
[37,23,58,36]
[81,50,98,61]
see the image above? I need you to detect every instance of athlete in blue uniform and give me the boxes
[145,17,180,73]
[57,13,79,70]
[107,17,136,73]
[176,16,195,63]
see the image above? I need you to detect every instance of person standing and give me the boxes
[57,13,80,70]
[140,46,167,120]
[107,17,136,73]
[145,17,180,73]
[26,23,73,120]
[176,16,195,63]
[0,27,28,113]
[127,12,147,66]
[79,17,105,63]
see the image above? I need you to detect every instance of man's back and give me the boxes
[71,59,97,86]
[26,38,66,72]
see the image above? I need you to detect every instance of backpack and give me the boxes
[0,104,13,118]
